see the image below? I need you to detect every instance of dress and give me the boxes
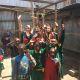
[21,32,33,44]
[55,28,65,78]
[30,48,46,80]
[44,55,59,80]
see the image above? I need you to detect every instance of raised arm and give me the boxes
[17,15,23,37]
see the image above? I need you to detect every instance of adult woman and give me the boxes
[18,15,33,44]
[20,25,33,44]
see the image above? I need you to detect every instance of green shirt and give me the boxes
[29,48,46,69]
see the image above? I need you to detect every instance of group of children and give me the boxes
[0,15,65,80]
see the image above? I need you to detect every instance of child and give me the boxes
[14,44,36,80]
[9,37,20,80]
[44,47,60,80]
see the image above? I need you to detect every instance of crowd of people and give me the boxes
[0,15,65,80]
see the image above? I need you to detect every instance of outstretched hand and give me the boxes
[55,22,58,27]
[18,15,22,20]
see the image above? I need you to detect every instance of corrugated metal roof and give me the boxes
[0,0,79,11]
[0,0,31,8]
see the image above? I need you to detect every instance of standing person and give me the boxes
[14,44,36,80]
[18,15,33,44]
[58,23,65,47]
[46,24,51,41]
[1,32,10,56]
[57,23,65,78]
[9,37,20,58]
[44,47,60,80]
[52,22,65,78]
[30,43,45,80]
[9,37,20,80]
[49,22,59,43]
[20,25,33,44]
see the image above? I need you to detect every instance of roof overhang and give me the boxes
[59,3,80,11]
[21,0,53,4]
[0,5,32,13]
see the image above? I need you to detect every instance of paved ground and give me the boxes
[1,58,11,80]
[1,50,80,80]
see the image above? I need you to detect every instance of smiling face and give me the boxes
[25,25,31,32]
[18,44,25,54]
[35,27,41,34]
[34,44,40,52]
[50,47,56,56]
[47,26,51,33]
[15,37,20,43]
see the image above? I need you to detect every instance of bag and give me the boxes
[0,55,3,61]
